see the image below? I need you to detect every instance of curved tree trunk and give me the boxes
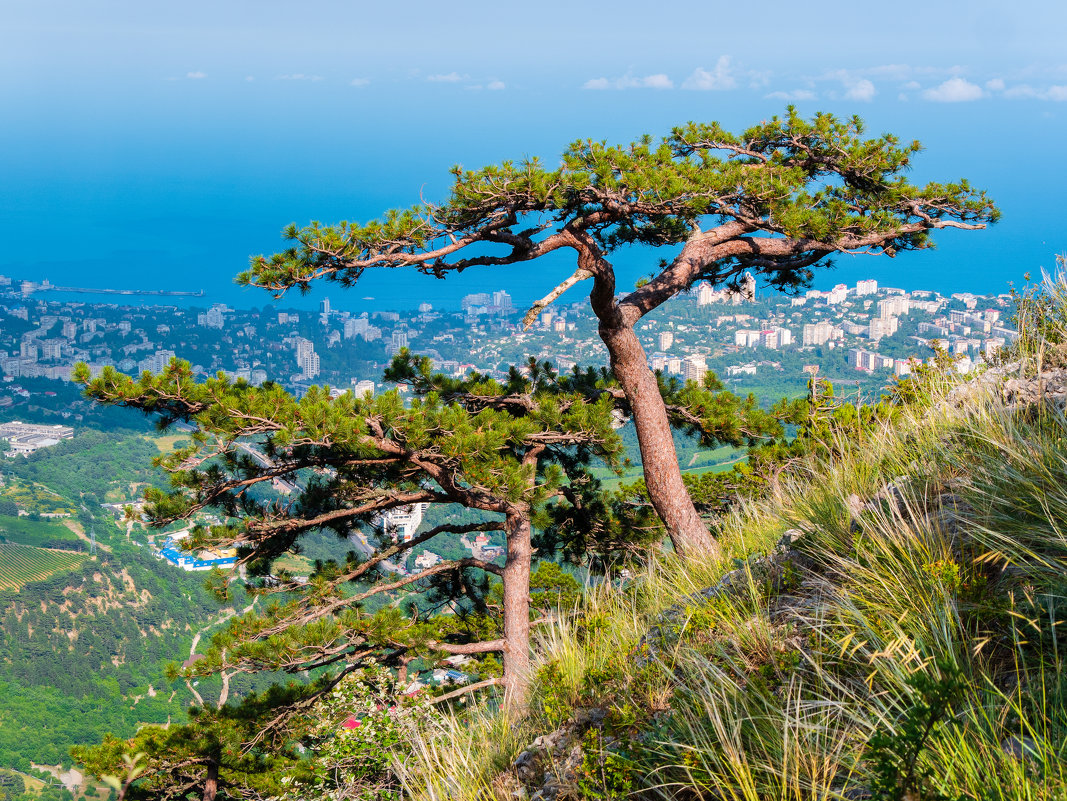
[500,508,532,710]
[600,322,722,561]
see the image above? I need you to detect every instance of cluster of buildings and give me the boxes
[0,421,74,456]
[0,269,1021,423]
[155,530,237,571]
[645,277,1017,380]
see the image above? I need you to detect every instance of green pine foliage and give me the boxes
[238,109,995,298]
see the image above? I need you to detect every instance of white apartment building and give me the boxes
[868,317,899,341]
[351,379,375,396]
[294,337,320,380]
[735,330,761,347]
[803,321,835,346]
[878,297,910,318]
[856,279,878,296]
[682,355,707,381]
[826,284,849,305]
[373,503,428,543]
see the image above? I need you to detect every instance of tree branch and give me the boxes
[522,267,593,329]
[428,677,504,705]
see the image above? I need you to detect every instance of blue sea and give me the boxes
[3,86,1063,313]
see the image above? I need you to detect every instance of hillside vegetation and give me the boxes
[0,429,247,775]
[396,272,1067,800]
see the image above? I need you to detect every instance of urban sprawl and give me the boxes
[4,273,1019,405]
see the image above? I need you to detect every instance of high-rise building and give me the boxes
[741,272,756,301]
[40,339,64,360]
[682,355,707,381]
[139,349,176,374]
[461,292,493,312]
[827,284,848,305]
[868,317,899,341]
[319,298,331,315]
[803,321,835,346]
[294,337,319,379]
[658,331,674,351]
[878,297,909,318]
[351,379,376,397]
[344,316,370,339]
[759,330,779,349]
[856,279,878,296]
[735,330,760,348]
[19,340,38,361]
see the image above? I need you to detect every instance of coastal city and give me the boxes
[2,272,1020,412]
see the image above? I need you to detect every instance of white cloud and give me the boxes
[642,73,673,89]
[487,80,506,91]
[765,89,816,101]
[1003,83,1067,101]
[245,75,255,82]
[277,73,324,81]
[902,80,921,90]
[186,71,206,79]
[427,72,465,82]
[349,77,370,87]
[822,70,876,101]
[583,72,674,90]
[985,78,1005,92]
[843,77,876,101]
[1003,83,1040,99]
[681,57,736,91]
[922,77,984,102]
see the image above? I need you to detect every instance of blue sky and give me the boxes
[3,0,1066,310]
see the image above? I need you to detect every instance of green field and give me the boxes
[0,515,82,549]
[0,543,87,590]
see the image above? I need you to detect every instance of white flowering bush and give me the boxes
[273,667,441,801]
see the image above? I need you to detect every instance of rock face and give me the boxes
[509,708,607,801]
[946,360,1067,413]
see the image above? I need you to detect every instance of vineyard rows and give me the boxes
[0,543,87,590]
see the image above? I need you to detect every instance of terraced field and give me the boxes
[0,543,87,590]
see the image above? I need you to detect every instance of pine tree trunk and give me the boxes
[600,322,722,561]
[202,759,219,801]
[501,508,532,710]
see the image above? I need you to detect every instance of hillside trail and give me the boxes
[61,518,112,553]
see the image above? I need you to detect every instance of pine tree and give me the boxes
[237,108,997,559]
[74,354,628,711]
